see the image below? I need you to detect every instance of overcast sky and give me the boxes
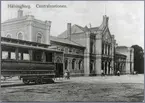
[1,1,144,49]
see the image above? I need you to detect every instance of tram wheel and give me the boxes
[23,79,30,85]
[46,79,54,84]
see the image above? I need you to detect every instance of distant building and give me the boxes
[1,10,134,76]
[114,52,127,74]
[116,46,134,74]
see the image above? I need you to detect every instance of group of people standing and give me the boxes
[101,70,120,76]
[64,69,121,79]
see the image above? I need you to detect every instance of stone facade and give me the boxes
[49,36,85,76]
[58,15,117,76]
[1,10,51,45]
[1,10,134,76]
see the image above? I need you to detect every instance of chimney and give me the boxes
[18,9,23,18]
[67,23,71,40]
[103,15,109,26]
[45,20,51,45]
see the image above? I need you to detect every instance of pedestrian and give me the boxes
[64,70,68,79]
[101,70,104,76]
[117,70,120,76]
[66,69,70,79]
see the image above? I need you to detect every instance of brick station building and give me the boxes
[1,10,134,76]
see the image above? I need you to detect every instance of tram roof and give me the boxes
[1,41,63,53]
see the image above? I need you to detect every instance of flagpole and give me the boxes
[105,3,106,15]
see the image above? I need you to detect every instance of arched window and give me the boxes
[65,59,68,70]
[17,32,23,40]
[79,60,82,70]
[6,33,12,38]
[108,45,110,55]
[102,43,104,54]
[72,59,76,70]
[90,61,94,74]
[37,33,42,43]
[90,42,95,54]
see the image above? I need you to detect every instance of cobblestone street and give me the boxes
[1,74,144,102]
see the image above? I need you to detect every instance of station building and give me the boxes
[1,10,134,76]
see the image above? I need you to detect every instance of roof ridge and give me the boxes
[69,39,84,47]
[75,24,85,31]
[50,35,85,47]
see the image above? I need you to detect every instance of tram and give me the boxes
[1,37,63,84]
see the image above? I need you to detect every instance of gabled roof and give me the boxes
[58,24,99,38]
[75,24,85,32]
[50,36,85,48]
[58,24,85,38]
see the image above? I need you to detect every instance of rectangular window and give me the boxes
[33,51,42,61]
[23,53,30,60]
[11,52,16,59]
[2,51,8,59]
[46,52,52,62]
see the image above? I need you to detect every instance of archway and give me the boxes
[105,62,107,74]
[79,60,82,70]
[72,59,76,70]
[55,57,63,78]
[90,61,94,74]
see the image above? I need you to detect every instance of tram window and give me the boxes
[33,51,42,61]
[2,51,16,60]
[18,53,30,60]
[23,53,30,60]
[2,51,8,59]
[11,52,16,59]
[46,53,52,62]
